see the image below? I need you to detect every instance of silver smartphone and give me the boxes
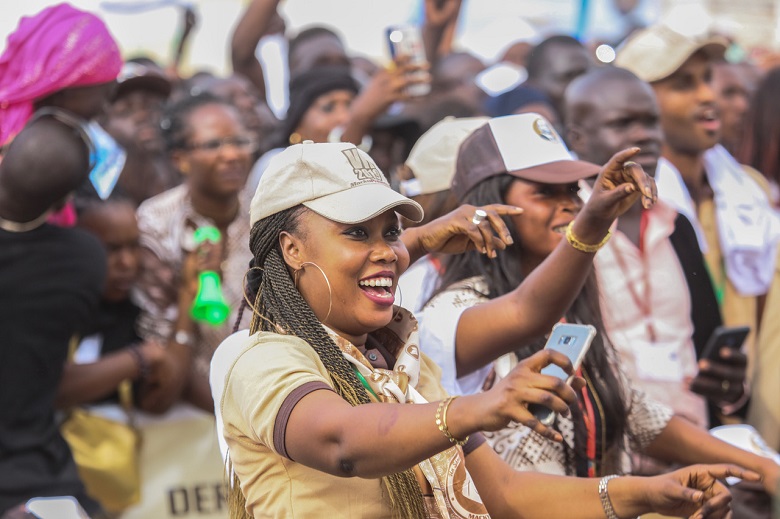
[527,323,597,426]
[385,25,431,97]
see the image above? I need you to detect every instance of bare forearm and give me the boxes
[230,0,279,100]
[56,351,139,408]
[467,445,649,519]
[645,415,771,474]
[455,236,600,375]
[288,392,484,478]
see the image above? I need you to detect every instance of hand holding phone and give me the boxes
[699,325,749,361]
[385,25,431,97]
[527,323,596,426]
[691,325,749,404]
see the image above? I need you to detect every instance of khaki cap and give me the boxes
[250,141,423,226]
[615,25,727,83]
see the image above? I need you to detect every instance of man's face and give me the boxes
[536,44,591,112]
[712,62,754,150]
[569,78,662,175]
[652,52,720,156]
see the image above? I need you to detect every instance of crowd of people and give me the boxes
[1,1,780,518]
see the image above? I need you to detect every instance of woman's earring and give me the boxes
[289,132,302,145]
[391,283,404,321]
[295,261,333,324]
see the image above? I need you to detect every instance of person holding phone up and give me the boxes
[418,114,779,493]
[209,140,760,519]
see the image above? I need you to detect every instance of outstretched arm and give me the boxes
[421,0,462,64]
[230,0,282,102]
[285,349,578,478]
[468,445,754,519]
[645,415,779,495]
[452,148,657,376]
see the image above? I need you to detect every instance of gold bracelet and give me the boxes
[435,396,469,446]
[566,222,612,253]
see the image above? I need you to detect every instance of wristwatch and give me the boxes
[174,330,192,347]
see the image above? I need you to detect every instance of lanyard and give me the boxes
[611,210,657,342]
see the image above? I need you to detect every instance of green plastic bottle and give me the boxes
[190,226,230,326]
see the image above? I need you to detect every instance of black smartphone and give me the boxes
[527,323,596,426]
[700,325,750,361]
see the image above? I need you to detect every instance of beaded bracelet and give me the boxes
[566,222,612,254]
[435,396,469,447]
[127,345,150,382]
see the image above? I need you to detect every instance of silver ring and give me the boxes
[471,209,487,225]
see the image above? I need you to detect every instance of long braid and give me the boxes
[228,206,426,519]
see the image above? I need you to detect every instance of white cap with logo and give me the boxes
[250,141,424,226]
[402,116,489,197]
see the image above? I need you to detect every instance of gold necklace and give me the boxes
[0,210,50,232]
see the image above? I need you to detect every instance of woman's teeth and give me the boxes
[359,277,393,288]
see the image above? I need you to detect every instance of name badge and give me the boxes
[631,340,685,382]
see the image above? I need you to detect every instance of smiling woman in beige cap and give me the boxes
[209,140,756,519]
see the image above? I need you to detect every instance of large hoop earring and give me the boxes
[391,283,404,321]
[294,261,333,324]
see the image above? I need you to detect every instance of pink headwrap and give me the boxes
[0,3,122,146]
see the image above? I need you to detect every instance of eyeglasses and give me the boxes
[185,135,258,153]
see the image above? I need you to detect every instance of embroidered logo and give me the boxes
[532,117,558,142]
[341,147,385,183]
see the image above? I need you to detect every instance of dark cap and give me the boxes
[114,61,172,101]
[451,113,600,201]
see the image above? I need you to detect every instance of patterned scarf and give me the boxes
[325,308,489,519]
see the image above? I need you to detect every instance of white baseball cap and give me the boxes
[402,116,489,197]
[451,113,600,200]
[250,141,423,226]
[614,24,727,83]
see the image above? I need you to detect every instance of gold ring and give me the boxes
[721,380,731,393]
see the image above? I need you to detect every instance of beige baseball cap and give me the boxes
[614,25,727,83]
[402,116,489,197]
[451,113,600,200]
[250,141,423,226]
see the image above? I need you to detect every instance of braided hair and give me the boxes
[228,205,427,519]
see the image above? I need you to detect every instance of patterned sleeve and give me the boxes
[483,420,570,475]
[132,202,182,341]
[617,363,674,451]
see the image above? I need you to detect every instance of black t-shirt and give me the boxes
[0,224,106,513]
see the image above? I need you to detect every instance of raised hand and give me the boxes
[642,464,762,519]
[407,203,522,260]
[464,349,583,443]
[690,347,747,406]
[586,147,657,221]
[424,0,463,28]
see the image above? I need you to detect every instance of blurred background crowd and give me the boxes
[1,0,780,518]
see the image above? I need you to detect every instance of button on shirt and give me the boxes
[595,201,707,429]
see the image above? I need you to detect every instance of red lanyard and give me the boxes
[611,210,657,342]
